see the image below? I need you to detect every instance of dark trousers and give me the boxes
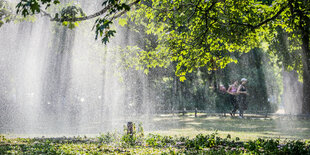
[230,95,238,114]
[239,95,247,117]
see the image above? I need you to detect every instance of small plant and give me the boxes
[146,134,175,147]
[98,132,117,144]
[0,135,7,143]
[121,122,144,147]
[185,132,226,150]
[1,128,310,154]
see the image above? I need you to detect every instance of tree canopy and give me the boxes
[1,0,310,113]
[122,0,310,113]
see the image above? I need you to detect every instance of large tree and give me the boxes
[3,0,310,113]
[124,0,310,114]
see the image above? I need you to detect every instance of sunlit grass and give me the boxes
[147,113,310,141]
[1,114,310,154]
[2,113,310,142]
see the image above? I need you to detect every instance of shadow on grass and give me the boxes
[147,114,310,140]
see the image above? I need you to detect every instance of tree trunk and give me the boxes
[301,15,310,114]
[301,66,310,114]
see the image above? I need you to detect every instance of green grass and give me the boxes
[1,128,310,154]
[3,113,310,141]
[1,113,310,154]
[144,113,310,141]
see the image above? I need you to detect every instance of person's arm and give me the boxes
[237,85,249,95]
[227,85,233,95]
[242,89,249,95]
[237,85,243,94]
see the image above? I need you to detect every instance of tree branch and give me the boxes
[52,4,113,22]
[40,9,52,19]
[206,0,217,13]
[229,21,255,29]
[253,3,288,29]
[110,0,140,20]
[229,3,288,30]
[41,0,140,22]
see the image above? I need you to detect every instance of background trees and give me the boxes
[1,0,308,113]
[125,0,310,114]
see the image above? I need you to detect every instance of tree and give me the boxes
[125,0,310,114]
[3,0,310,113]
[268,0,310,114]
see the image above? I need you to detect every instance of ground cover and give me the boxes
[1,114,310,154]
[1,130,310,154]
[1,116,310,154]
[143,113,310,141]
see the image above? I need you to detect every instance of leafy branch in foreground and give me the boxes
[0,0,13,26]
[15,0,140,44]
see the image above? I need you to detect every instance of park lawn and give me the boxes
[0,113,310,154]
[1,114,310,154]
[2,113,310,141]
[1,129,310,154]
[147,113,310,141]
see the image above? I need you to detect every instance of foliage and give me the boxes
[121,122,144,147]
[3,0,308,113]
[130,47,279,112]
[145,134,175,147]
[57,5,85,29]
[123,0,285,79]
[98,132,117,144]
[244,138,310,154]
[0,0,13,27]
[116,0,310,113]
[16,0,60,17]
[109,19,278,113]
[15,0,138,44]
[3,0,310,112]
[11,0,310,79]
[1,131,309,154]
[269,27,304,80]
[93,18,116,44]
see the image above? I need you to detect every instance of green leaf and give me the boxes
[180,76,186,82]
[118,18,127,27]
[144,69,149,75]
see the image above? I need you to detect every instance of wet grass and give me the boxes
[1,114,310,154]
[148,113,310,141]
[2,113,310,141]
[1,127,310,154]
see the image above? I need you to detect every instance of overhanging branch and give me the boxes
[41,0,140,22]
[110,0,141,20]
[52,4,113,22]
[253,3,288,29]
[230,3,288,30]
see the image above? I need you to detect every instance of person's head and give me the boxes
[219,84,226,92]
[231,80,238,86]
[241,78,247,85]
[233,80,239,86]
